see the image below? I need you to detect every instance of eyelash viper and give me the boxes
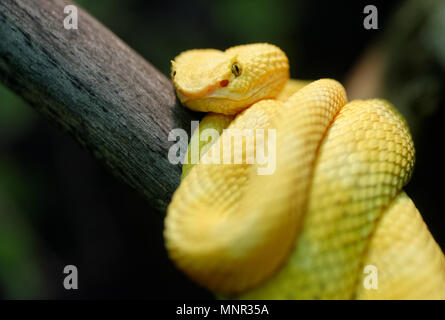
[164,43,445,299]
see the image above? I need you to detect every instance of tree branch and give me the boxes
[0,0,198,213]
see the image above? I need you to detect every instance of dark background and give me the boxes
[1,0,444,299]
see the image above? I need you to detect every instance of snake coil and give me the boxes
[164,43,445,299]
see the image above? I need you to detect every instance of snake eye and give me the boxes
[232,63,242,77]
[172,70,176,77]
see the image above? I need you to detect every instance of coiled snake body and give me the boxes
[164,43,445,299]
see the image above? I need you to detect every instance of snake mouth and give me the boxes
[177,85,217,101]
[178,72,288,114]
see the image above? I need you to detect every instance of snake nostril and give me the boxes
[220,80,229,87]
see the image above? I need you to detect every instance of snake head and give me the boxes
[171,43,290,115]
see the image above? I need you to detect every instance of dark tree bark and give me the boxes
[0,0,198,213]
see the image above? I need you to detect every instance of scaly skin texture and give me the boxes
[164,43,445,299]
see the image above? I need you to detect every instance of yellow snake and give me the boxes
[164,43,445,299]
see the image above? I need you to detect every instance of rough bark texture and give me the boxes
[0,0,198,213]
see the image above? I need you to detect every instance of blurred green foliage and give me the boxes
[0,161,46,298]
[0,61,42,299]
[208,0,298,42]
[0,86,36,144]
